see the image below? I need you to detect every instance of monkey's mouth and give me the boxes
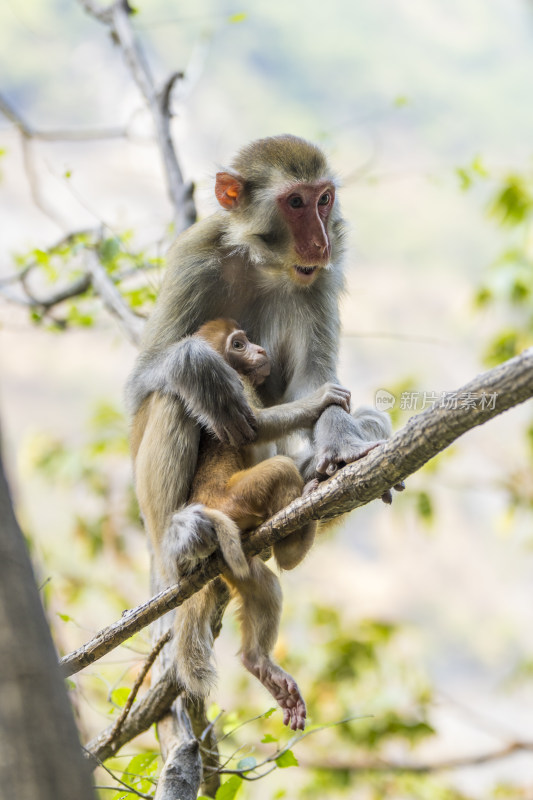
[293,265,319,283]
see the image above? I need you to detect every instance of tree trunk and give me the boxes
[0,444,95,800]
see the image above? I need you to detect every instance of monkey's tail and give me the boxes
[203,507,250,580]
[172,509,248,697]
[173,583,219,697]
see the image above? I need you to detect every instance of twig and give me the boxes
[84,250,145,345]
[85,667,181,763]
[0,94,125,141]
[88,750,154,798]
[21,274,93,309]
[79,0,196,233]
[61,348,533,676]
[298,740,533,774]
[97,630,171,754]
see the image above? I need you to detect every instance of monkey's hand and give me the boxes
[304,382,351,417]
[312,404,404,502]
[168,337,257,446]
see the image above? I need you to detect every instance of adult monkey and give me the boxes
[128,134,394,592]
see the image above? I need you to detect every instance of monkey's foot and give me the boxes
[165,504,218,572]
[242,655,306,731]
[302,478,320,496]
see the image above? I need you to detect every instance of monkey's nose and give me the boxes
[312,240,330,257]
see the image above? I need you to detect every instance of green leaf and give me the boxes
[474,286,493,307]
[112,752,158,796]
[456,167,472,191]
[415,490,433,523]
[228,12,247,23]
[57,612,73,622]
[66,305,95,327]
[275,749,299,769]
[207,702,222,722]
[215,775,243,800]
[490,174,533,226]
[236,756,256,771]
[111,687,130,708]
[484,330,519,366]
[99,237,120,264]
[262,707,277,719]
[471,154,488,177]
[123,752,158,776]
[261,733,278,743]
[510,278,530,302]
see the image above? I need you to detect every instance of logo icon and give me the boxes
[375,389,395,411]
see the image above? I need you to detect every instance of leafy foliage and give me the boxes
[13,231,161,330]
[458,163,533,365]
[108,752,159,799]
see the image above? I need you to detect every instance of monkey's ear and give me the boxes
[215,171,245,210]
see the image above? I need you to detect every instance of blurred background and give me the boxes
[1,1,533,798]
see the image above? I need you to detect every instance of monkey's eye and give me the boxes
[318,192,331,206]
[288,195,304,209]
[232,339,245,350]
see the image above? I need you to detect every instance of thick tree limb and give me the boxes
[62,347,533,677]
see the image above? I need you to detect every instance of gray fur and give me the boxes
[162,504,219,575]
[130,136,392,722]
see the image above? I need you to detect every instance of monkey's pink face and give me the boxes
[277,182,335,286]
[226,330,271,386]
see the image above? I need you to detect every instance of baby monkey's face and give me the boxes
[225,330,271,386]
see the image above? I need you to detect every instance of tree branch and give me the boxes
[61,348,533,676]
[85,666,180,763]
[84,250,145,345]
[94,630,171,757]
[299,740,533,774]
[0,93,125,140]
[79,0,196,233]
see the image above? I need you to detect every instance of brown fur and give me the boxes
[170,319,351,731]
[127,136,393,729]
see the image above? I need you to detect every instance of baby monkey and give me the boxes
[171,318,350,730]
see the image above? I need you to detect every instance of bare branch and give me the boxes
[299,740,533,774]
[21,275,93,309]
[84,250,145,345]
[159,71,184,115]
[61,348,533,676]
[95,630,171,756]
[77,0,115,23]
[86,666,181,762]
[0,93,33,136]
[0,94,125,141]
[79,0,196,232]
